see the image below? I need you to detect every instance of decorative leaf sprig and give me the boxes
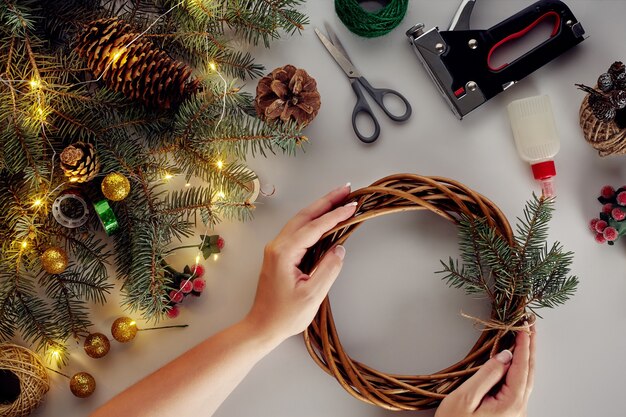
[438,195,579,322]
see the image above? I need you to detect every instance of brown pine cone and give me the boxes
[255,65,321,127]
[60,142,100,183]
[76,18,199,109]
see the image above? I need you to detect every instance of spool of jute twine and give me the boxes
[0,344,49,417]
[335,0,409,38]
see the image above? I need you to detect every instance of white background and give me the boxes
[33,1,626,417]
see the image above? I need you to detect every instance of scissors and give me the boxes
[315,24,412,143]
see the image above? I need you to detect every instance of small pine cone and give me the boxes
[610,89,626,109]
[589,94,616,121]
[255,64,321,127]
[76,18,199,109]
[608,61,626,78]
[598,73,614,92]
[60,142,100,183]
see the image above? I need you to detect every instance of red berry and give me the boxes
[617,191,626,206]
[602,204,613,215]
[169,290,184,304]
[601,185,616,199]
[217,236,225,250]
[612,208,626,221]
[595,233,607,244]
[603,226,619,241]
[166,305,180,319]
[192,278,206,293]
[590,218,600,232]
[191,264,205,278]
[595,220,608,233]
[180,280,193,294]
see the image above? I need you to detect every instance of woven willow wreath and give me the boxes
[301,174,524,411]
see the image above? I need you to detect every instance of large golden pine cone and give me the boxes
[76,18,199,110]
[255,65,321,127]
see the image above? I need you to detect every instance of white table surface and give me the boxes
[33,1,626,416]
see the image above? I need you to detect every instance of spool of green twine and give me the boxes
[335,0,409,38]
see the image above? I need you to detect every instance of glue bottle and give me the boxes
[507,95,560,197]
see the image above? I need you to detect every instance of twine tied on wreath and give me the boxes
[0,344,49,417]
[460,312,537,336]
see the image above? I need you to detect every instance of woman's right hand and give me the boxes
[435,324,536,417]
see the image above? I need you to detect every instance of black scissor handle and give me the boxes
[351,80,381,143]
[357,77,412,122]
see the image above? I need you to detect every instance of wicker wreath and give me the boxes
[579,94,626,156]
[301,174,525,411]
[0,344,49,417]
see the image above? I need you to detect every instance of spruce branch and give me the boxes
[439,196,579,321]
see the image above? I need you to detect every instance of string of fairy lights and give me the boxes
[2,0,236,360]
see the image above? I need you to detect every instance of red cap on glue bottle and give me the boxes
[507,95,560,198]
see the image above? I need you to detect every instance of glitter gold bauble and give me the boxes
[84,333,110,359]
[111,317,137,343]
[41,247,69,275]
[101,172,130,201]
[69,372,96,398]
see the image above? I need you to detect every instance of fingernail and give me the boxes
[495,349,513,364]
[524,320,529,327]
[343,201,357,208]
[334,245,346,260]
[335,183,351,192]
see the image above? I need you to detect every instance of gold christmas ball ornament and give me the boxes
[84,333,110,359]
[111,317,138,343]
[41,247,69,275]
[69,372,96,398]
[101,172,131,201]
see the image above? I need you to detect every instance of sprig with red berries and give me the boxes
[590,186,626,244]
[164,235,225,318]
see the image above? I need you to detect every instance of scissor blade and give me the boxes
[314,27,361,79]
[323,23,353,64]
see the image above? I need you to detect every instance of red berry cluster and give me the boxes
[589,185,626,245]
[166,263,207,319]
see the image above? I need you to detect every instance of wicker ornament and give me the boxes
[60,142,100,183]
[69,372,96,398]
[0,344,49,417]
[255,64,321,127]
[580,95,626,156]
[301,174,523,411]
[101,172,131,201]
[76,18,199,109]
[84,333,111,359]
[41,247,69,275]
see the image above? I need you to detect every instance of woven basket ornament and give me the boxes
[301,174,525,411]
[0,344,49,417]
[579,94,626,156]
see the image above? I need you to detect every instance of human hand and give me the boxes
[435,324,536,417]
[245,184,356,343]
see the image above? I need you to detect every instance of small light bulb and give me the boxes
[213,253,219,261]
[29,79,41,89]
[209,61,217,72]
[69,177,79,183]
[21,240,28,249]
[112,51,123,62]
[185,183,191,187]
[195,254,201,264]
[33,199,42,207]
[163,173,173,180]
[216,191,225,199]
[129,320,136,327]
[50,349,60,358]
[216,160,224,170]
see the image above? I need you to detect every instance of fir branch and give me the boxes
[439,196,579,321]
